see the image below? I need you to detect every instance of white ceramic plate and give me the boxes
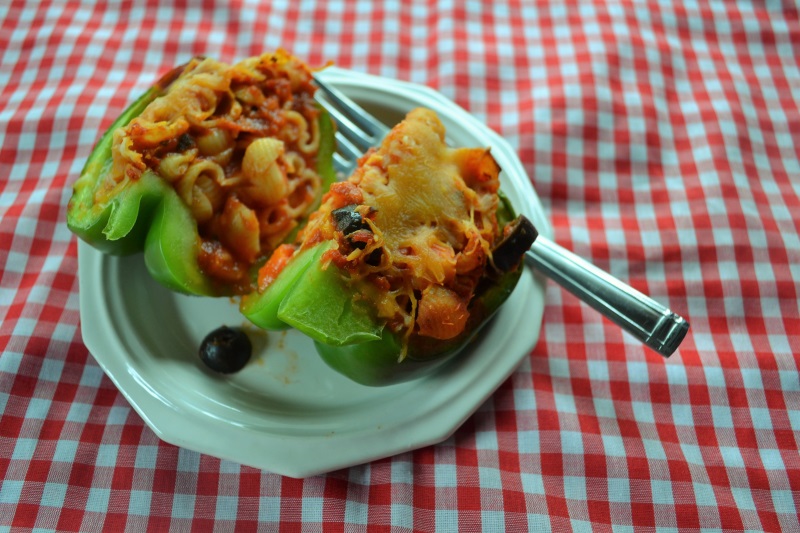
[78,68,553,478]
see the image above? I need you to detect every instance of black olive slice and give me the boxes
[492,215,538,272]
[176,132,195,152]
[332,204,370,235]
[199,326,252,374]
[365,247,383,266]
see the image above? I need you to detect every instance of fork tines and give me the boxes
[312,74,390,175]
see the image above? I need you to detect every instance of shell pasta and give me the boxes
[99,51,327,292]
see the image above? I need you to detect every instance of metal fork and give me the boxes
[313,75,689,358]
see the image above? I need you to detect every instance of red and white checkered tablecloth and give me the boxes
[2,0,799,530]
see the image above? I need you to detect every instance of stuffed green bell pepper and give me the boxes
[67,51,336,295]
[241,108,537,386]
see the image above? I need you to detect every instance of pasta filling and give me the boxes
[283,108,502,357]
[98,51,325,292]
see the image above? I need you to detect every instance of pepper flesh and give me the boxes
[67,53,337,296]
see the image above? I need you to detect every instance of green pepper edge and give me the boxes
[276,246,384,346]
[239,242,334,330]
[66,87,167,256]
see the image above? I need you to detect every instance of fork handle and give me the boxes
[525,236,689,357]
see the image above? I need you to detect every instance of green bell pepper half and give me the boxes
[241,193,528,386]
[66,65,337,296]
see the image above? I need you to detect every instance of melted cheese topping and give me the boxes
[357,111,473,286]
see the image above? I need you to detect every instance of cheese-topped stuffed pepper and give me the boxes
[67,51,336,295]
[241,108,537,385]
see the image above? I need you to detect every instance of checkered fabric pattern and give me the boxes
[2,0,799,530]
